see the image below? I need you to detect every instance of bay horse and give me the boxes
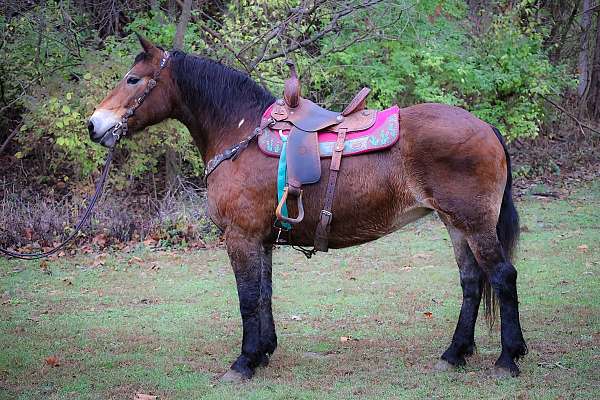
[88,36,527,381]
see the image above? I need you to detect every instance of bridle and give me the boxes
[104,51,171,145]
[0,51,171,260]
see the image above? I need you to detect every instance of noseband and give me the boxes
[107,51,171,145]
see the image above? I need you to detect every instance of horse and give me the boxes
[88,36,527,382]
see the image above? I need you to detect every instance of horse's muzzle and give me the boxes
[88,110,119,147]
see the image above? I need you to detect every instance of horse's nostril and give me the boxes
[87,121,95,136]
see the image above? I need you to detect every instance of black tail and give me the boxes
[482,126,520,328]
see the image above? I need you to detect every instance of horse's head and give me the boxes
[88,35,175,147]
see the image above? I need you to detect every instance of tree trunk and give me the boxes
[587,12,600,119]
[578,0,593,102]
[173,0,192,50]
[165,0,193,188]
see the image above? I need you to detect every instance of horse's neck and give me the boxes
[177,102,267,163]
[171,78,272,163]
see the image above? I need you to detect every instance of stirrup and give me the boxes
[275,186,305,224]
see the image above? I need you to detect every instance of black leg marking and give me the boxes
[225,233,277,380]
[440,226,483,367]
[490,261,528,375]
[258,246,277,367]
[467,233,527,377]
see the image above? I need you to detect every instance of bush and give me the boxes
[310,0,575,140]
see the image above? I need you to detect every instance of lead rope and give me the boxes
[0,149,114,260]
[0,51,171,260]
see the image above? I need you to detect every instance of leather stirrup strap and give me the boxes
[314,128,347,252]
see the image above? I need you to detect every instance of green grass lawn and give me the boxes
[1,183,599,399]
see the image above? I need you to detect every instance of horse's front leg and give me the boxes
[221,230,276,382]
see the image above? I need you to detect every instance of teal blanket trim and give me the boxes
[277,133,292,230]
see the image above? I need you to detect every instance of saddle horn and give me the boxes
[284,60,300,108]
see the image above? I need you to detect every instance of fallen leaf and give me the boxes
[423,311,433,319]
[45,355,60,367]
[92,253,108,267]
[92,233,108,248]
[40,261,52,275]
[134,393,157,400]
[128,256,143,265]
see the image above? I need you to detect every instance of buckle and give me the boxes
[319,209,332,224]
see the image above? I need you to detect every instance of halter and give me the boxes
[107,51,171,145]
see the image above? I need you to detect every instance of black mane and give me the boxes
[169,51,275,129]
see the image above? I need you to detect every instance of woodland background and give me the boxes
[0,0,599,250]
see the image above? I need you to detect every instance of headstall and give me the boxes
[108,51,171,145]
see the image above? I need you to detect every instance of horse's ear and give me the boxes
[136,32,156,54]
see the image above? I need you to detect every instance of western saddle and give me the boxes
[268,61,373,252]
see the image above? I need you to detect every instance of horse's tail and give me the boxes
[482,126,520,328]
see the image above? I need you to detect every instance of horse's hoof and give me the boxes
[433,359,456,372]
[492,366,518,378]
[258,353,270,368]
[220,369,248,383]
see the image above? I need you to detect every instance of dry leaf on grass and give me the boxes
[92,253,108,267]
[128,256,143,265]
[45,355,60,367]
[134,393,157,400]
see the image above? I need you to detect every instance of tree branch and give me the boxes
[541,95,600,136]
[0,124,21,155]
[252,0,384,66]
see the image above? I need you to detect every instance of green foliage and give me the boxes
[0,0,576,186]
[311,0,574,140]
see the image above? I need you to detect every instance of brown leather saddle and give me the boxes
[267,61,374,252]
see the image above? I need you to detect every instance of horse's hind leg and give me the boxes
[436,223,484,369]
[466,231,528,376]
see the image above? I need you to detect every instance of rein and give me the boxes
[0,51,171,260]
[0,150,113,260]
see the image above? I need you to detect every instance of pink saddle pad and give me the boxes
[258,105,400,158]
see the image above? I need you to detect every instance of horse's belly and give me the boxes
[284,151,429,248]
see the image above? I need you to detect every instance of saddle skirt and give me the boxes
[259,105,400,158]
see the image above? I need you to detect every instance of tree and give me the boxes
[586,11,600,119]
[165,0,193,188]
[578,0,592,102]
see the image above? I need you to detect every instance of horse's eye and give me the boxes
[127,77,141,85]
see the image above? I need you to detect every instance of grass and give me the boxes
[1,183,599,400]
